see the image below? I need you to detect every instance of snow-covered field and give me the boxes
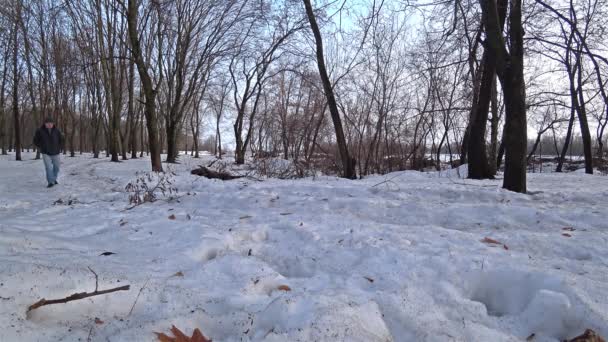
[0,152,606,342]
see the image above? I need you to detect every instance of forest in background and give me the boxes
[0,0,606,193]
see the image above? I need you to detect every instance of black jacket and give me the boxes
[34,126,64,156]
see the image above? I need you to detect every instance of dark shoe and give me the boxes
[47,183,54,188]
[54,181,58,185]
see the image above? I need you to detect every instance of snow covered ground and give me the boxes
[0,152,606,342]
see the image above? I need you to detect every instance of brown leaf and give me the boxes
[191,328,212,342]
[239,215,252,220]
[568,329,606,342]
[120,221,128,227]
[172,271,184,277]
[562,233,572,237]
[170,325,190,342]
[481,237,502,245]
[168,214,176,220]
[277,285,291,291]
[503,244,509,250]
[364,276,374,283]
[562,227,576,231]
[155,332,176,342]
[526,333,535,341]
[155,325,212,342]
[94,317,104,325]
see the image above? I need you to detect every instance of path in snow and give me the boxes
[0,153,606,342]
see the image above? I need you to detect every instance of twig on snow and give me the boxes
[86,326,94,342]
[27,285,131,314]
[371,172,404,188]
[87,267,99,292]
[128,278,149,316]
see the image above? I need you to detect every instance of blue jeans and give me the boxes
[42,154,61,185]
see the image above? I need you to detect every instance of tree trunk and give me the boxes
[480,0,526,193]
[467,50,495,179]
[127,0,163,172]
[556,108,575,172]
[597,119,606,160]
[0,42,8,156]
[575,52,593,174]
[234,133,245,164]
[488,75,500,175]
[527,131,544,163]
[12,6,22,162]
[139,108,144,158]
[303,0,356,179]
[165,121,179,163]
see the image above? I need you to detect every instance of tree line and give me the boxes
[0,0,606,193]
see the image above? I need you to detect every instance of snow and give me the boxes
[0,152,607,342]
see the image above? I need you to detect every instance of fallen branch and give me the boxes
[191,166,243,180]
[27,285,130,314]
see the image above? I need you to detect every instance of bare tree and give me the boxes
[126,0,163,172]
[160,0,244,163]
[230,3,302,165]
[303,0,356,179]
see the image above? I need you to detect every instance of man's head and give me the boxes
[44,117,54,129]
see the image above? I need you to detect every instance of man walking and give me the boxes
[33,117,64,188]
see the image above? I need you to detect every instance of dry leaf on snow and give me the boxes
[568,329,606,342]
[481,237,509,250]
[481,237,501,244]
[155,325,212,342]
[277,285,291,291]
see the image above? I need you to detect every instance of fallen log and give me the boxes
[190,166,243,180]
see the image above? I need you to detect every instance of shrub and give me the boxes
[125,172,178,206]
